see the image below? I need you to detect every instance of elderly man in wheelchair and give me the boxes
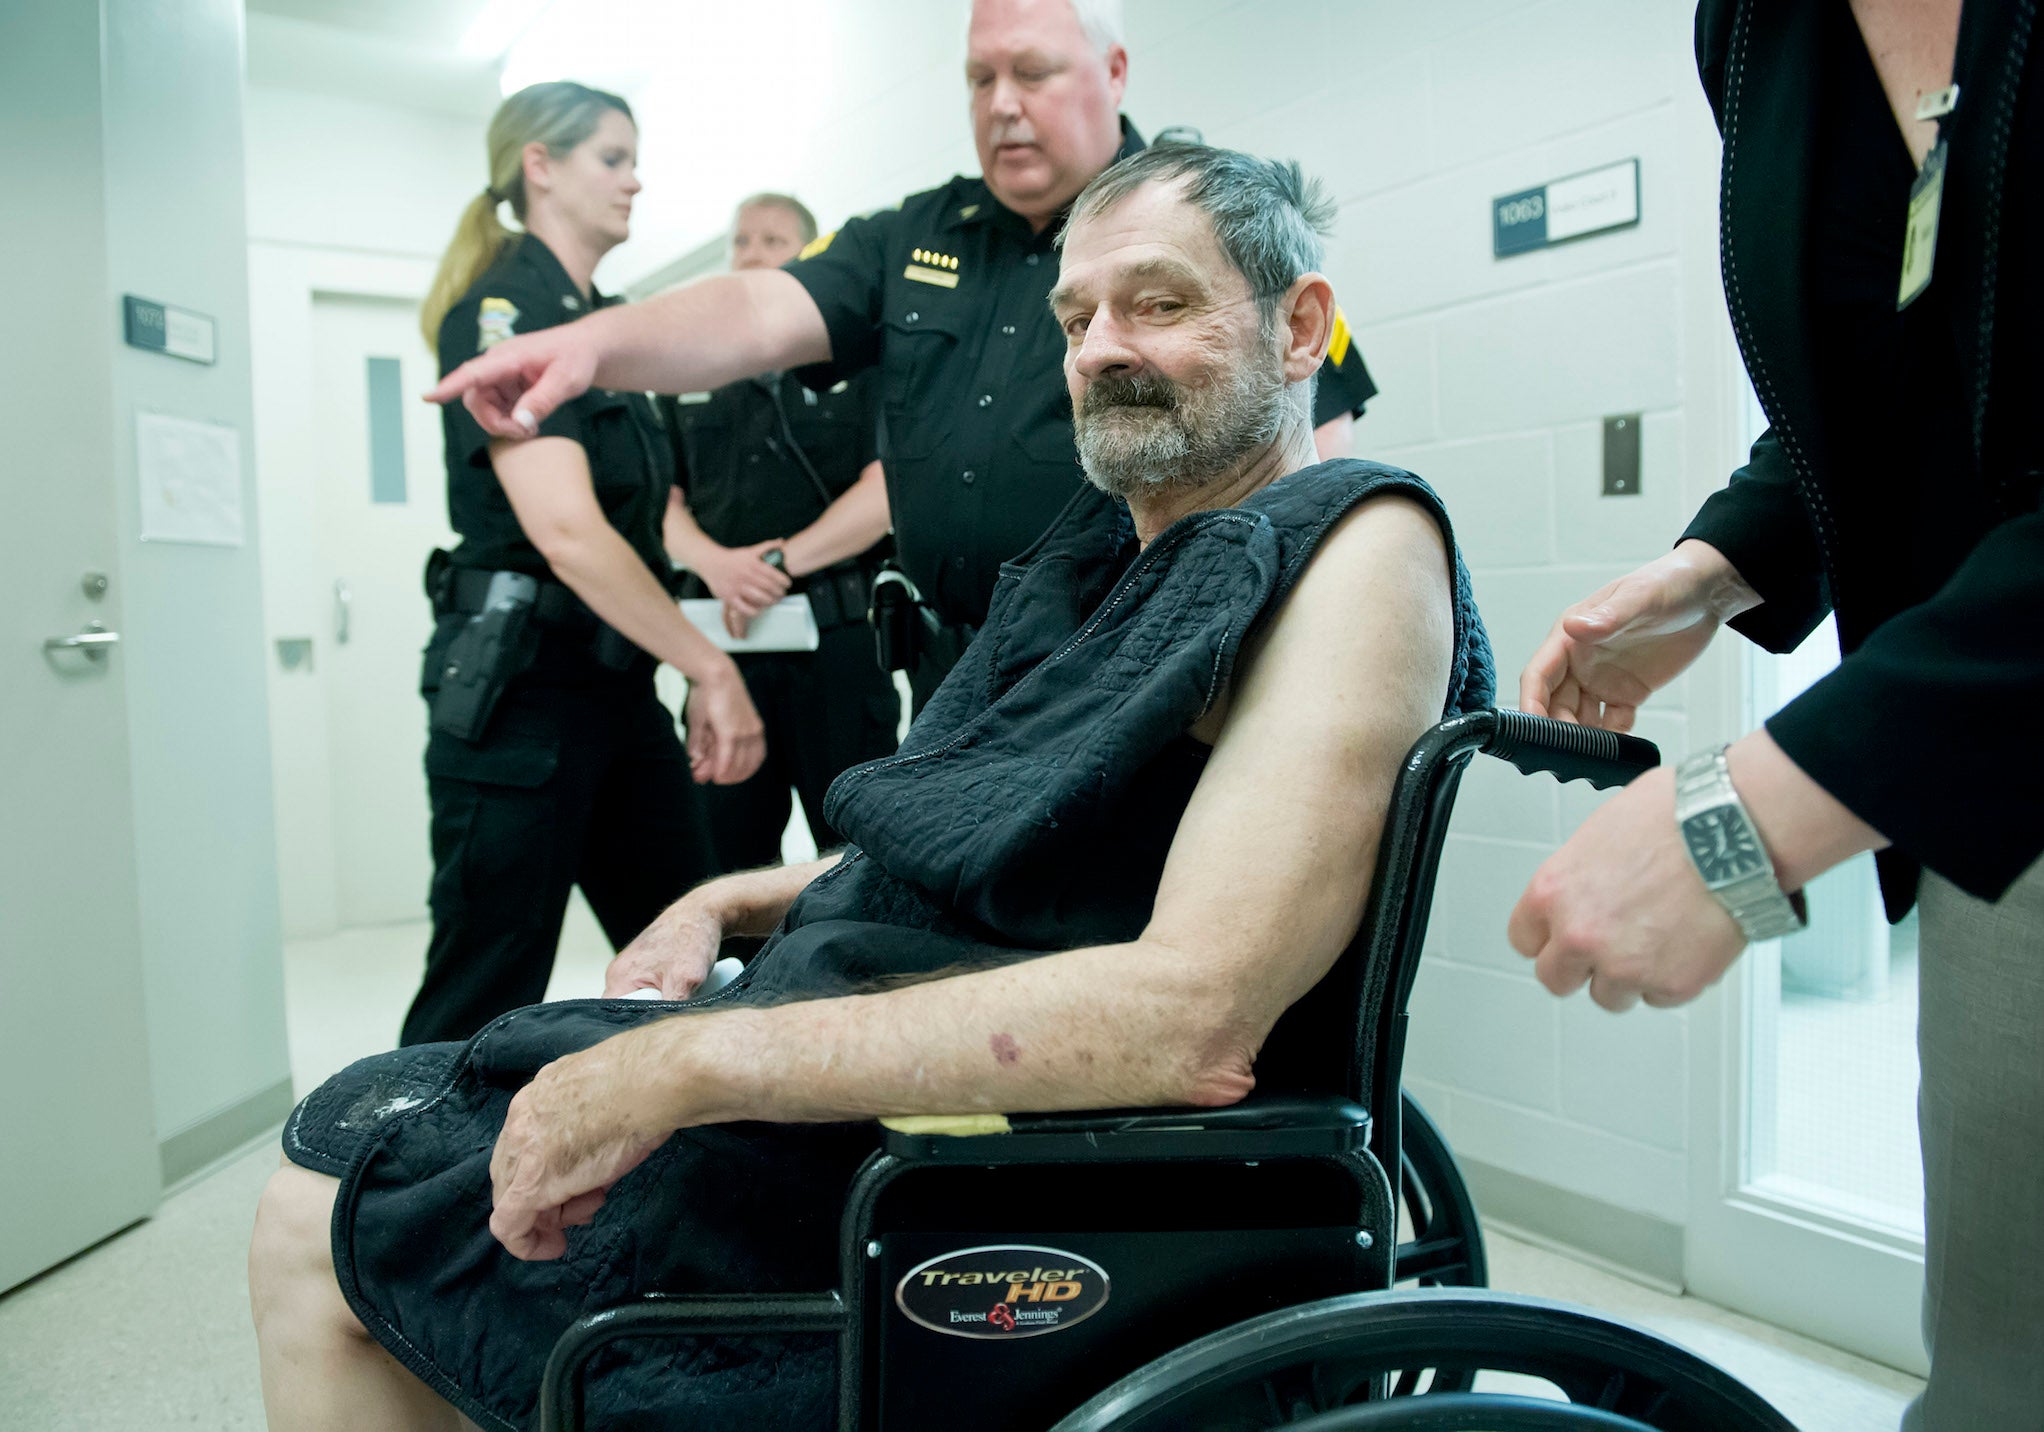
[249,145,1792,1432]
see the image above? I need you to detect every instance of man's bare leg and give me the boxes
[249,1159,466,1432]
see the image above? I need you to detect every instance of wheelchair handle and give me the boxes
[1479,708,1658,790]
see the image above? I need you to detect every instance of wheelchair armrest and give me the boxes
[881,1092,1370,1165]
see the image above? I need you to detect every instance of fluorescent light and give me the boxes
[459,0,557,59]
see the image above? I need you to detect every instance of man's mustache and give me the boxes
[1082,374,1178,414]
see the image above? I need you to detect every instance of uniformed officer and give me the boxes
[430,0,1377,709]
[403,81,765,1046]
[660,192,900,870]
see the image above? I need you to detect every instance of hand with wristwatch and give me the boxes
[1673,745,1807,942]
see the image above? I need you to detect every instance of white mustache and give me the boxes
[988,124,1036,148]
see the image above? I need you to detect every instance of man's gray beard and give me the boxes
[1075,349,1293,500]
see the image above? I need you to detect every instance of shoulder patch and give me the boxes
[478,297,520,351]
[1328,305,1353,368]
[798,229,836,261]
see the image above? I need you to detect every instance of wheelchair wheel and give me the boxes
[1395,1091,1486,1289]
[1286,1393,1658,1430]
[1046,1289,1798,1432]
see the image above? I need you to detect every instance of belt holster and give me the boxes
[430,572,540,740]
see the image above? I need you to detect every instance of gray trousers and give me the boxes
[1904,856,2044,1431]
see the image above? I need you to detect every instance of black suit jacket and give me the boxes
[1682,0,2043,914]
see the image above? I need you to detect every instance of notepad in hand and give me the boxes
[679,595,821,653]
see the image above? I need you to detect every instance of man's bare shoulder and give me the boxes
[1191,493,1451,743]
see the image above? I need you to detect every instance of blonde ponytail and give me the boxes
[420,189,516,349]
[418,80,634,351]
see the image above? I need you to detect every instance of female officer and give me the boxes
[403,81,765,1046]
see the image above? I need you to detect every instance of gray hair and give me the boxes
[1067,0,1125,53]
[734,191,818,243]
[965,0,1125,57]
[1060,144,1334,327]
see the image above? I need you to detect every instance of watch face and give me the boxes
[1682,808,1771,885]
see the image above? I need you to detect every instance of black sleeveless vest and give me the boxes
[733,460,1496,1058]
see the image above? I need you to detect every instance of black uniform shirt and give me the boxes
[438,235,675,580]
[786,119,1377,628]
[662,370,881,550]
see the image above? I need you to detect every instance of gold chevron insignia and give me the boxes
[1328,305,1353,367]
[798,229,836,260]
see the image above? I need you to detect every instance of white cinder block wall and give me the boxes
[608,0,1750,1271]
[1127,0,1744,1265]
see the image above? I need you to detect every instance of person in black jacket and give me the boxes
[1512,3,2041,1426]
[660,193,901,870]
[403,82,766,1046]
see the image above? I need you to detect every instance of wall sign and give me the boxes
[123,294,217,365]
[1493,159,1640,258]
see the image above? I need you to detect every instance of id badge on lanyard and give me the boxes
[1898,83,1960,310]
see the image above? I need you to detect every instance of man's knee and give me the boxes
[249,1162,360,1335]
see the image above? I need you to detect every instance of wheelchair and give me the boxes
[538,710,1800,1431]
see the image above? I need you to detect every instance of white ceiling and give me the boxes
[244,0,494,50]
[243,0,503,119]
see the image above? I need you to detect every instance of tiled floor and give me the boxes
[0,911,1922,1431]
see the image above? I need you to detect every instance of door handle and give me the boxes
[334,579,352,645]
[44,622,120,663]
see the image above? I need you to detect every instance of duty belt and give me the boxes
[437,565,641,671]
[440,566,587,623]
[799,562,876,629]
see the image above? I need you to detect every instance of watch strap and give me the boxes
[1674,746,1808,942]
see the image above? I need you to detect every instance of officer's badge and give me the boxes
[905,247,961,288]
[799,229,836,261]
[477,297,519,350]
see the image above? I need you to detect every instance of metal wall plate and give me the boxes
[1603,414,1642,496]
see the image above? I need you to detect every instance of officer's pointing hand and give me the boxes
[425,323,598,440]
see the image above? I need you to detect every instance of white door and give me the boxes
[1684,383,1927,1374]
[0,0,160,1291]
[309,294,455,927]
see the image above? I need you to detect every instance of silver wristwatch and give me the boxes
[1673,746,1807,942]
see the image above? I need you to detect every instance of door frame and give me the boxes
[1678,362,1928,1376]
[247,243,435,940]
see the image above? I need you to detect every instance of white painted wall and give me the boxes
[244,85,484,938]
[99,0,293,1160]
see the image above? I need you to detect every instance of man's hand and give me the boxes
[689,539,791,640]
[488,1028,680,1260]
[426,323,598,440]
[1520,541,1760,731]
[684,666,766,785]
[1507,766,1745,1011]
[605,898,725,999]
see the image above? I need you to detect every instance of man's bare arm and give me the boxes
[647,495,1453,1121]
[603,854,845,998]
[427,269,832,440]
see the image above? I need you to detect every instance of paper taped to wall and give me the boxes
[137,411,244,546]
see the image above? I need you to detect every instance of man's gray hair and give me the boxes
[966,0,1125,57]
[1067,0,1125,53]
[734,191,818,243]
[1060,144,1334,324]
